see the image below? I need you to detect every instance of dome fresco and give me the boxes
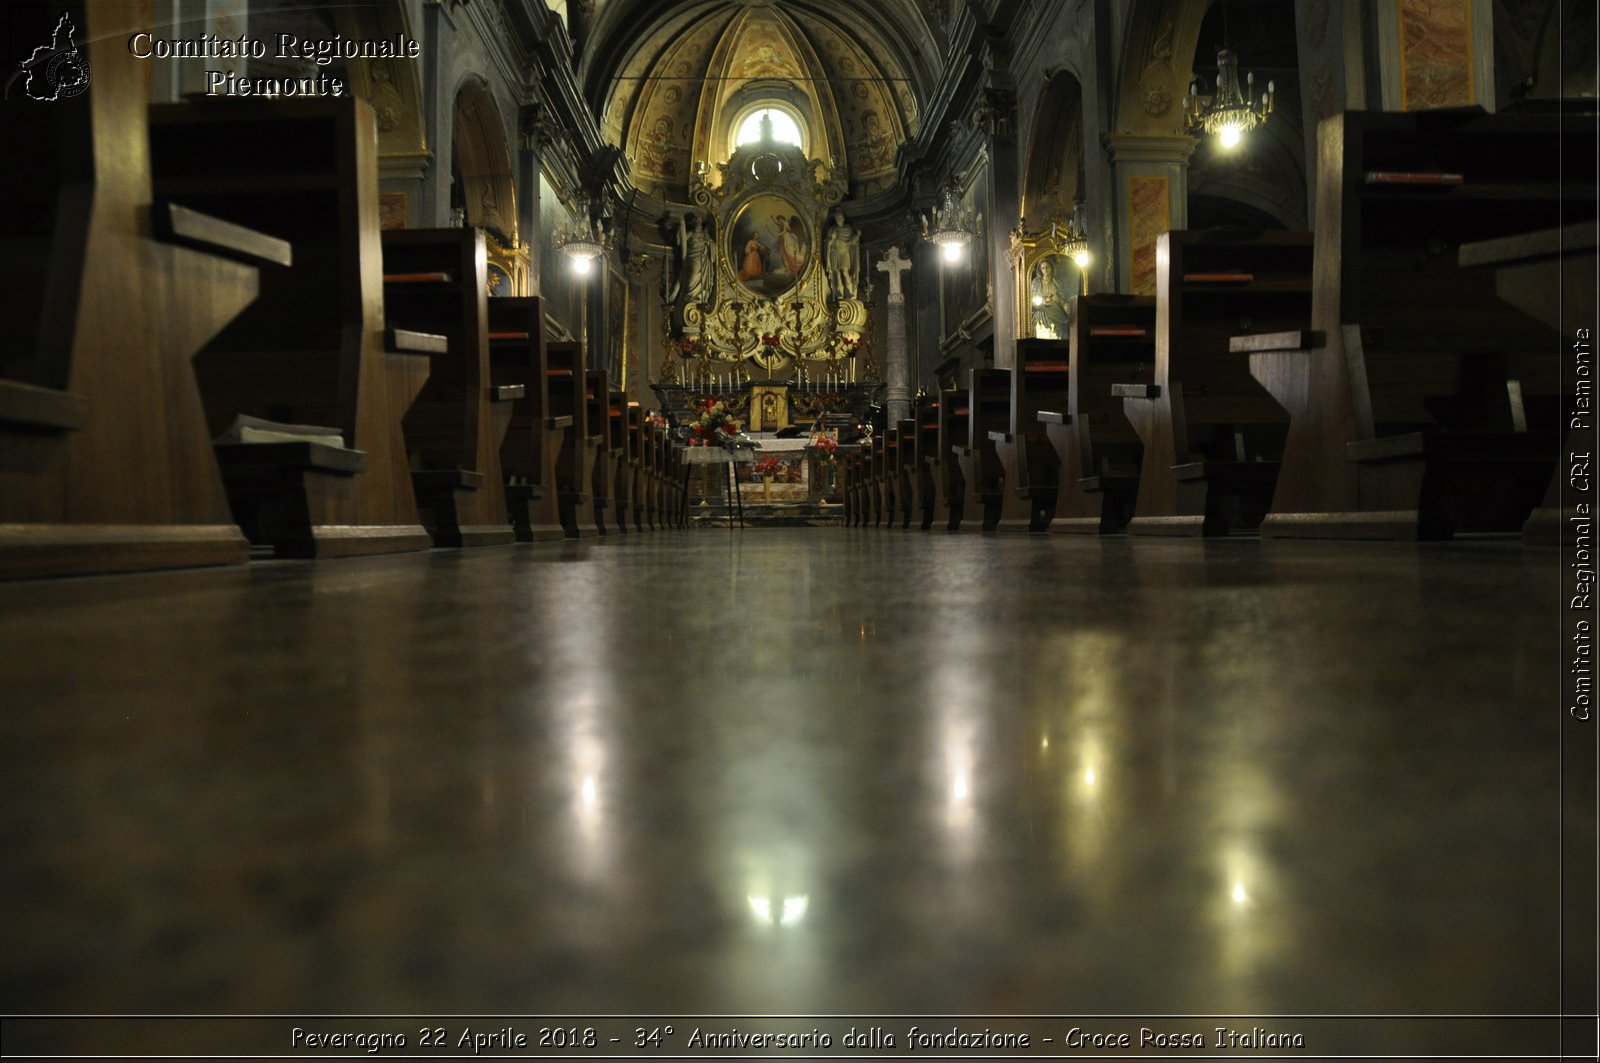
[591,1,930,202]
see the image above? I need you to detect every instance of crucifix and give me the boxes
[876,246,913,422]
[875,245,912,305]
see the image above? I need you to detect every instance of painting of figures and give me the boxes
[729,193,811,299]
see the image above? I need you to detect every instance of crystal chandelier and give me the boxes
[921,183,975,263]
[554,192,610,276]
[1183,48,1274,148]
[1050,198,1091,268]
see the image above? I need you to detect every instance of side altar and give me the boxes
[656,115,880,405]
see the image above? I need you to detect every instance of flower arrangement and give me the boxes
[808,433,838,463]
[760,332,782,349]
[678,336,708,359]
[753,454,785,478]
[828,334,863,359]
[647,411,667,430]
[687,397,741,446]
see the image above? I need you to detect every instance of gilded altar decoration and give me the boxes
[664,115,864,377]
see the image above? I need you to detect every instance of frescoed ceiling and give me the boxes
[584,0,936,203]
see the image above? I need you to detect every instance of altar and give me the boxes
[677,433,843,525]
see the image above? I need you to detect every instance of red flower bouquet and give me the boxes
[687,398,741,446]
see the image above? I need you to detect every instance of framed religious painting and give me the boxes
[728,193,812,300]
[1026,252,1073,340]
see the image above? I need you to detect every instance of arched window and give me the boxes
[734,106,804,149]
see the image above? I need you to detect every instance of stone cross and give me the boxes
[875,246,912,304]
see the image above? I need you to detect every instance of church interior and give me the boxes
[2,0,1597,1054]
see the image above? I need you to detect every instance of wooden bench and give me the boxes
[993,339,1070,532]
[911,399,942,529]
[661,427,683,529]
[894,417,918,529]
[953,369,1012,533]
[146,95,434,560]
[546,341,597,537]
[932,389,971,530]
[0,2,287,578]
[643,416,666,529]
[1043,295,1157,534]
[1121,229,1314,536]
[872,432,891,527]
[1248,109,1588,540]
[488,296,566,542]
[584,369,613,535]
[621,400,645,532]
[381,229,515,547]
[848,445,872,526]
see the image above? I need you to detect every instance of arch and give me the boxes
[452,79,518,246]
[1112,0,1212,135]
[330,0,428,161]
[1021,70,1085,220]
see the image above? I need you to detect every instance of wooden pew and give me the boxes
[0,2,286,578]
[933,388,971,530]
[546,341,597,537]
[1457,220,1598,544]
[624,402,647,532]
[1044,295,1157,534]
[993,339,1070,532]
[585,369,613,535]
[873,432,891,527]
[895,417,918,529]
[642,416,664,529]
[953,369,1012,533]
[604,390,629,535]
[912,399,941,529]
[489,295,566,542]
[146,95,433,560]
[381,229,515,547]
[846,446,869,526]
[1122,229,1314,536]
[840,446,859,525]
[1248,110,1587,540]
[664,433,684,528]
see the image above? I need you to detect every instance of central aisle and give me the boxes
[0,531,1559,1021]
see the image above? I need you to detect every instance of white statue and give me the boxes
[672,211,715,307]
[824,207,861,302]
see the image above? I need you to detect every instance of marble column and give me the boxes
[1104,134,1195,296]
[876,247,913,424]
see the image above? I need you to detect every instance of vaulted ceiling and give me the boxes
[580,0,942,203]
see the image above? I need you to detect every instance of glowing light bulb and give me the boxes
[1073,250,1091,268]
[1231,880,1248,905]
[1218,124,1242,149]
[1084,767,1096,786]
[571,255,593,276]
[779,895,809,925]
[941,242,963,263]
[1032,294,1044,307]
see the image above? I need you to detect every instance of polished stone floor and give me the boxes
[0,531,1568,1026]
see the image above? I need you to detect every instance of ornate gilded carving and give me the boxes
[666,120,858,377]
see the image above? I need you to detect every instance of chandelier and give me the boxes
[1183,48,1274,148]
[921,183,976,263]
[1050,198,1091,268]
[553,192,610,275]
